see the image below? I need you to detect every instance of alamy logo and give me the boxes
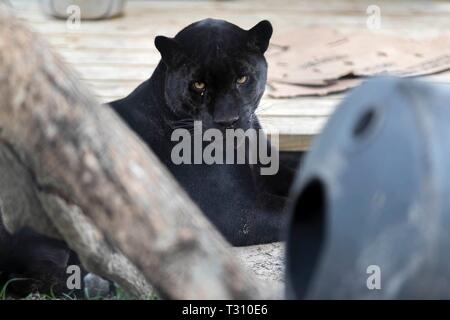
[170,121,279,175]
[366,265,381,290]
[66,5,81,30]
[366,5,381,30]
[66,265,81,290]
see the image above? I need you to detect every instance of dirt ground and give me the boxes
[236,242,285,298]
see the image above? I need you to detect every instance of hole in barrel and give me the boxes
[287,178,326,299]
[353,108,377,138]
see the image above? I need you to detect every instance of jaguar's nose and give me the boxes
[214,116,239,128]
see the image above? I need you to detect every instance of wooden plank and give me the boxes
[26,18,450,39]
[12,0,450,21]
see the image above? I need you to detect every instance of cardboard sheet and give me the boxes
[267,29,450,98]
[268,78,361,98]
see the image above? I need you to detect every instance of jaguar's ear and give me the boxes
[155,36,187,68]
[247,20,273,54]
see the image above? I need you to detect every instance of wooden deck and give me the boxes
[10,0,450,151]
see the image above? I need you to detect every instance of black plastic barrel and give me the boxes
[286,77,450,299]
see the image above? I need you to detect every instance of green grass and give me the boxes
[0,278,31,300]
[0,280,160,300]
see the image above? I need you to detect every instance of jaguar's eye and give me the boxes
[192,81,206,93]
[236,75,248,85]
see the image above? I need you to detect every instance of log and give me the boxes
[0,142,153,298]
[0,5,264,299]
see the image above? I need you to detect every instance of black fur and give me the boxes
[110,19,296,245]
[0,19,300,297]
[0,219,84,298]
